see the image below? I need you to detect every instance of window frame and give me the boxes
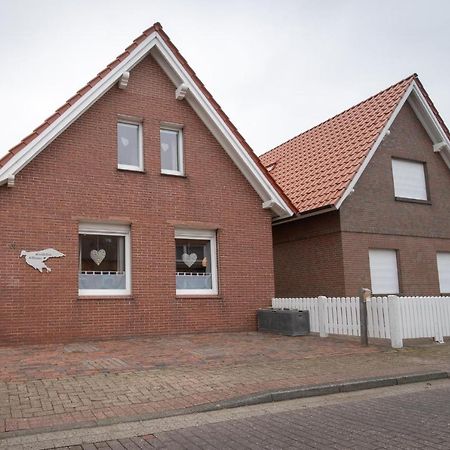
[117,119,144,172]
[78,223,132,297]
[436,252,450,295]
[175,228,218,296]
[368,248,400,295]
[391,157,430,203]
[160,123,184,176]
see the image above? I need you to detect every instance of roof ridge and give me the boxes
[260,73,417,160]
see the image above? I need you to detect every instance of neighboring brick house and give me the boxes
[261,75,450,298]
[0,23,295,344]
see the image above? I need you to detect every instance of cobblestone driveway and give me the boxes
[1,333,449,437]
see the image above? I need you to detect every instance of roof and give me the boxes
[0,23,295,218]
[260,74,450,215]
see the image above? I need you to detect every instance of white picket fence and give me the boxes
[272,295,450,348]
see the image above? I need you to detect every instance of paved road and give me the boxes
[4,379,447,450]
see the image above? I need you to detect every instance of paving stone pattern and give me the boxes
[56,383,450,449]
[1,333,449,436]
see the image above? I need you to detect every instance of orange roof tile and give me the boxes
[260,75,419,214]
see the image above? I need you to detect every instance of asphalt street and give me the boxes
[22,379,450,449]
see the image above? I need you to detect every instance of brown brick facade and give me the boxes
[341,232,450,296]
[272,212,346,297]
[273,102,450,297]
[0,54,275,344]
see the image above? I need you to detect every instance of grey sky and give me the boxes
[1,0,449,158]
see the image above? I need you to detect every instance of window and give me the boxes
[79,223,131,296]
[117,121,143,171]
[175,229,217,295]
[161,125,183,175]
[437,252,450,294]
[368,249,399,295]
[391,158,428,201]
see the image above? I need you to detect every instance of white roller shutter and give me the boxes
[369,249,399,295]
[437,252,450,294]
[391,159,427,200]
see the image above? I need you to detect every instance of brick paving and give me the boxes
[0,332,449,438]
[53,381,450,449]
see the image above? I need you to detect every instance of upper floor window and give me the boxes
[161,125,183,176]
[117,121,143,171]
[391,158,428,201]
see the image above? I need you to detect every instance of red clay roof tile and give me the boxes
[260,75,419,214]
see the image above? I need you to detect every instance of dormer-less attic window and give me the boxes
[117,120,143,171]
[160,125,184,176]
[391,158,428,202]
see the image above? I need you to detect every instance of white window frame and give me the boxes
[160,123,184,176]
[78,223,131,297]
[175,228,218,296]
[117,120,144,172]
[436,252,450,294]
[391,158,428,201]
[368,249,400,295]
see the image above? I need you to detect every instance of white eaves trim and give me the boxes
[0,31,294,219]
[335,81,450,210]
[149,45,294,219]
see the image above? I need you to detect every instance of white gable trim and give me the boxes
[0,33,158,182]
[335,81,450,210]
[0,31,294,219]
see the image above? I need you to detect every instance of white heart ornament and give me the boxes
[182,252,197,268]
[120,137,129,147]
[90,249,106,266]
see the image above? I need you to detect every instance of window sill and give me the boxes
[175,295,222,300]
[78,295,135,301]
[160,172,187,178]
[394,197,431,205]
[117,167,146,173]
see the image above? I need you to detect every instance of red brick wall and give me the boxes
[339,101,450,296]
[272,212,346,297]
[0,54,275,344]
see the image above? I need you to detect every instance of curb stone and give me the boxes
[208,371,449,410]
[0,370,448,441]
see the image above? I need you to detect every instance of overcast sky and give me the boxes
[1,0,449,158]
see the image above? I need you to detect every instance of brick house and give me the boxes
[261,75,450,298]
[0,23,295,344]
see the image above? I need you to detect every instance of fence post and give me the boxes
[359,288,371,346]
[388,295,403,349]
[318,296,328,337]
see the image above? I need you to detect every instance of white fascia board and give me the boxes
[0,32,294,219]
[334,83,414,210]
[335,81,450,210]
[0,33,159,184]
[150,40,294,218]
[407,82,450,167]
[272,205,336,226]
